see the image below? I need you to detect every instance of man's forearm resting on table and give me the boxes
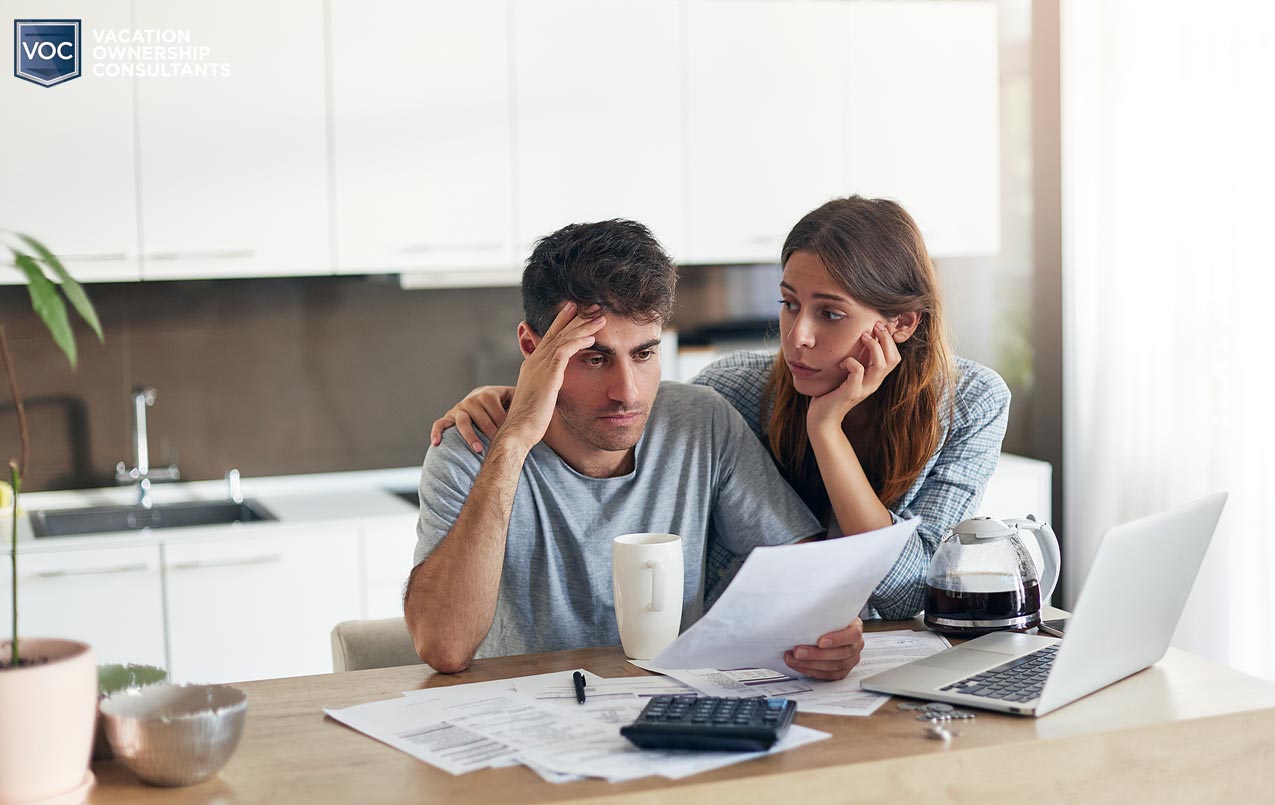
[404,437,530,673]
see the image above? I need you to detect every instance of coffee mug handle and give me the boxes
[646,559,665,612]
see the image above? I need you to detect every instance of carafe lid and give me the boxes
[951,516,1018,540]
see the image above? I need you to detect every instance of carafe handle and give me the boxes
[1004,516,1062,602]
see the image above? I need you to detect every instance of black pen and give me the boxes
[573,671,587,704]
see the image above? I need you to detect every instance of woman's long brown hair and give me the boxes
[763,196,955,521]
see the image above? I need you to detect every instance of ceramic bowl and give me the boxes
[99,683,247,786]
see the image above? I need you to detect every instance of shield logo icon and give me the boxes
[14,19,81,87]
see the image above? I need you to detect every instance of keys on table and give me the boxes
[897,701,977,721]
[898,700,977,741]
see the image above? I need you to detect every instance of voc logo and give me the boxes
[14,19,81,87]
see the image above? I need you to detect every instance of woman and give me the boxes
[430,196,1010,619]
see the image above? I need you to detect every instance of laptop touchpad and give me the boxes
[915,649,1010,675]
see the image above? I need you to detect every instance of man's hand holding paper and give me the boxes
[784,617,866,681]
[651,518,920,677]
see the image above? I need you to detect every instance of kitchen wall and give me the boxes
[0,277,527,492]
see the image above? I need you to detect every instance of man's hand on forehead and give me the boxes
[568,302,605,320]
[498,302,608,451]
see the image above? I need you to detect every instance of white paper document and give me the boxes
[324,694,523,775]
[785,630,951,716]
[651,517,920,674]
[512,721,831,783]
[327,671,593,775]
[629,661,814,699]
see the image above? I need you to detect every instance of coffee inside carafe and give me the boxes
[924,572,1042,636]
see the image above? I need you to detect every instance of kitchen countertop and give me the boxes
[4,466,423,552]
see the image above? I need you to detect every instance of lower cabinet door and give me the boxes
[361,521,418,620]
[0,544,166,668]
[163,529,361,683]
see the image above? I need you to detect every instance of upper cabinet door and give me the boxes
[329,0,515,275]
[512,0,685,260]
[684,1,844,266]
[0,0,140,284]
[132,0,329,280]
[843,1,1001,258]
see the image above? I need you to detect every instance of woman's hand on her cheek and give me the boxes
[805,322,902,431]
[806,355,867,430]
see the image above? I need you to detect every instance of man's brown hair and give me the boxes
[521,219,677,336]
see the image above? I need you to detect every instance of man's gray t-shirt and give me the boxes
[414,381,822,659]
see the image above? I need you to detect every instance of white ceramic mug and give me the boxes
[612,533,684,660]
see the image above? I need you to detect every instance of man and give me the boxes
[404,219,865,678]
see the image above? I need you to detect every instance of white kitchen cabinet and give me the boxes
[360,522,418,620]
[977,453,1052,525]
[0,544,166,667]
[162,528,361,683]
[329,0,515,276]
[977,453,1054,602]
[0,0,140,283]
[512,0,685,259]
[842,1,1000,257]
[131,0,329,280]
[683,1,845,265]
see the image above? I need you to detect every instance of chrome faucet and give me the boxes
[115,385,181,508]
[225,468,243,504]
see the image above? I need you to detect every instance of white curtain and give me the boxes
[1062,2,1275,679]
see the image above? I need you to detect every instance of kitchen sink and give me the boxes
[31,499,276,538]
[390,489,420,507]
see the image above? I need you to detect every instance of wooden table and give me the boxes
[89,616,1275,803]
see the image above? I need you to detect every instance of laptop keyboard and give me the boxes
[940,644,1060,703]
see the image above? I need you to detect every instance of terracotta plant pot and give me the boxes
[0,639,97,803]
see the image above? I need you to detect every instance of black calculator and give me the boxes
[619,695,797,752]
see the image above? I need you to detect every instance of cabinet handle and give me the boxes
[398,242,502,254]
[61,253,128,262]
[749,235,779,245]
[145,249,256,262]
[169,554,282,571]
[33,562,150,578]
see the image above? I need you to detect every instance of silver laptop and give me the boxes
[862,493,1227,717]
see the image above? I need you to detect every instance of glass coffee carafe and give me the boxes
[923,516,1061,637]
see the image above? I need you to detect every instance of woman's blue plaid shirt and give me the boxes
[691,350,1011,620]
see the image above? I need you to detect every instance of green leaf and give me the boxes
[15,234,103,342]
[98,663,168,696]
[14,252,77,369]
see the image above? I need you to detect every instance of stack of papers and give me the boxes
[325,670,831,784]
[323,630,948,783]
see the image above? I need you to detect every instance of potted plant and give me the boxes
[1,233,104,803]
